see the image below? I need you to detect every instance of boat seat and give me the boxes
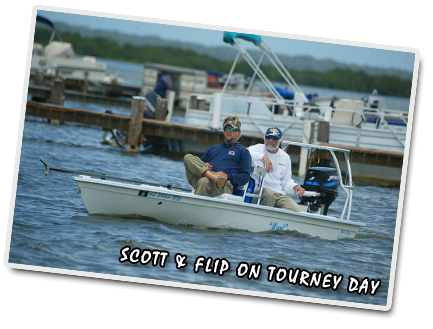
[331,100,364,126]
[215,161,267,204]
[214,182,249,202]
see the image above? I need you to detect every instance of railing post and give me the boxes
[82,71,89,94]
[47,77,65,125]
[211,93,222,130]
[54,65,60,78]
[165,90,176,122]
[155,98,168,121]
[298,120,315,177]
[35,71,44,86]
[126,96,146,152]
[356,128,361,147]
[317,121,330,143]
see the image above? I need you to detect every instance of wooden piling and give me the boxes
[82,71,89,94]
[47,78,65,106]
[126,96,146,152]
[47,78,65,125]
[155,98,168,121]
[298,120,315,177]
[317,121,330,143]
[34,71,44,86]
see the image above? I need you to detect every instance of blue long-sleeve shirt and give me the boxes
[201,142,252,186]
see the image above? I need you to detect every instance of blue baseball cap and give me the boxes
[265,127,282,139]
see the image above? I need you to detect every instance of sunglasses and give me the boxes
[265,135,279,141]
[224,127,239,132]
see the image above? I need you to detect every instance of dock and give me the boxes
[25,101,404,186]
[28,83,186,117]
[28,84,134,107]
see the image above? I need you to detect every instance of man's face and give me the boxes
[224,125,241,143]
[264,135,280,151]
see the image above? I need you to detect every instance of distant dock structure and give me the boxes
[28,62,269,110]
[26,100,404,186]
[141,62,268,108]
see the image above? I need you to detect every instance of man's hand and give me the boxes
[262,155,273,173]
[294,185,305,197]
[205,162,213,170]
[215,171,228,180]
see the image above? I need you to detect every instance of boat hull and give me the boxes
[75,176,365,241]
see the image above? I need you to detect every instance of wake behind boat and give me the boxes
[40,141,365,240]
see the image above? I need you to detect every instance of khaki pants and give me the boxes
[183,154,233,197]
[256,187,300,212]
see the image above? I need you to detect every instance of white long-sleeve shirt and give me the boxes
[248,144,298,195]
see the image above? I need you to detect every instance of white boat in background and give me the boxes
[31,15,107,83]
[185,32,408,154]
[314,89,409,130]
[141,62,269,108]
[41,141,365,240]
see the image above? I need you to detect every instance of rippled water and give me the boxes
[8,60,403,308]
[9,115,399,307]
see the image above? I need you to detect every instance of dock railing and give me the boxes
[186,92,406,152]
[186,92,318,121]
[363,108,408,126]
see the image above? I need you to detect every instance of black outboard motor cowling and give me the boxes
[300,167,339,215]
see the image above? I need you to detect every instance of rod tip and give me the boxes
[40,159,49,175]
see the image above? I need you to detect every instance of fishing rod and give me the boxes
[40,159,193,192]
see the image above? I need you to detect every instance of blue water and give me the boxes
[8,59,403,307]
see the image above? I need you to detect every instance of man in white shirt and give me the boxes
[248,127,305,211]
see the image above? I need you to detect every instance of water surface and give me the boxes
[9,59,403,307]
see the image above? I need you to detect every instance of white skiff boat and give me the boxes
[40,141,365,241]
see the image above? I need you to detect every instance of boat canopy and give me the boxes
[223,32,262,46]
[44,41,76,58]
[274,86,295,99]
[274,86,318,101]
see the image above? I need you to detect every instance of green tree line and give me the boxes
[34,28,412,97]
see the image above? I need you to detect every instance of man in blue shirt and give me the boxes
[184,116,252,197]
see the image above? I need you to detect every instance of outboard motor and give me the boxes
[299,167,339,215]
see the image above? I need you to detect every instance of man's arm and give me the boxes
[248,144,273,173]
[294,185,305,197]
[248,144,265,161]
